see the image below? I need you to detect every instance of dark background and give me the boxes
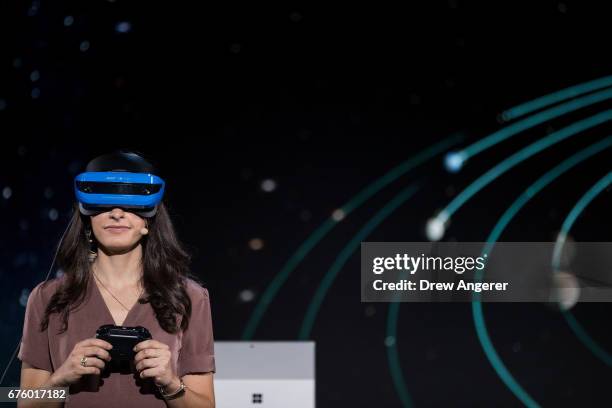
[1,1,611,406]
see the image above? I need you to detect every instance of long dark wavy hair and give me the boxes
[40,199,197,334]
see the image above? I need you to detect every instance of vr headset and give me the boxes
[74,151,165,217]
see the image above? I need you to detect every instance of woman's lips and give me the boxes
[105,226,130,233]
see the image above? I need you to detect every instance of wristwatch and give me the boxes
[159,378,186,400]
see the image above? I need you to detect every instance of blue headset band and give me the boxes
[75,171,165,216]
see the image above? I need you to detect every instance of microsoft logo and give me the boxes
[252,393,263,404]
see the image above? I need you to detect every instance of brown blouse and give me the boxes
[18,275,216,407]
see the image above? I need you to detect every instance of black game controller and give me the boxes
[95,325,152,361]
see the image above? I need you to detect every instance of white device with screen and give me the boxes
[213,341,315,408]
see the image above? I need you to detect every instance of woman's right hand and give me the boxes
[49,339,112,387]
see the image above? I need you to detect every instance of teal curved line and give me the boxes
[462,87,612,160]
[470,137,612,408]
[244,78,612,340]
[552,172,612,366]
[298,184,420,406]
[563,310,612,367]
[298,184,420,339]
[501,75,612,122]
[299,132,610,405]
[555,172,612,248]
[441,110,612,222]
[242,134,463,339]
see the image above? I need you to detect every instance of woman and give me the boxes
[17,151,215,407]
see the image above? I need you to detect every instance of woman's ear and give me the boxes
[85,216,94,232]
[140,221,149,236]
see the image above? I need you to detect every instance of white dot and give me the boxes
[48,208,58,221]
[30,70,40,82]
[426,216,447,241]
[115,21,132,33]
[248,238,264,251]
[444,151,466,173]
[2,186,12,199]
[384,336,395,347]
[332,208,345,222]
[260,179,277,192]
[553,271,580,311]
[63,15,74,26]
[80,41,90,52]
[239,289,255,303]
[554,233,576,268]
[55,268,64,278]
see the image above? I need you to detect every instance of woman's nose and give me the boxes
[109,208,125,219]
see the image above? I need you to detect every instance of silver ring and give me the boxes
[80,356,88,367]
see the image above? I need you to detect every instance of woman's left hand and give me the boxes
[133,340,177,388]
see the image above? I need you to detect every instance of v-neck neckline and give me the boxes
[91,275,142,327]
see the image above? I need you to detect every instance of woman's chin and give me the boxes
[99,241,140,254]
